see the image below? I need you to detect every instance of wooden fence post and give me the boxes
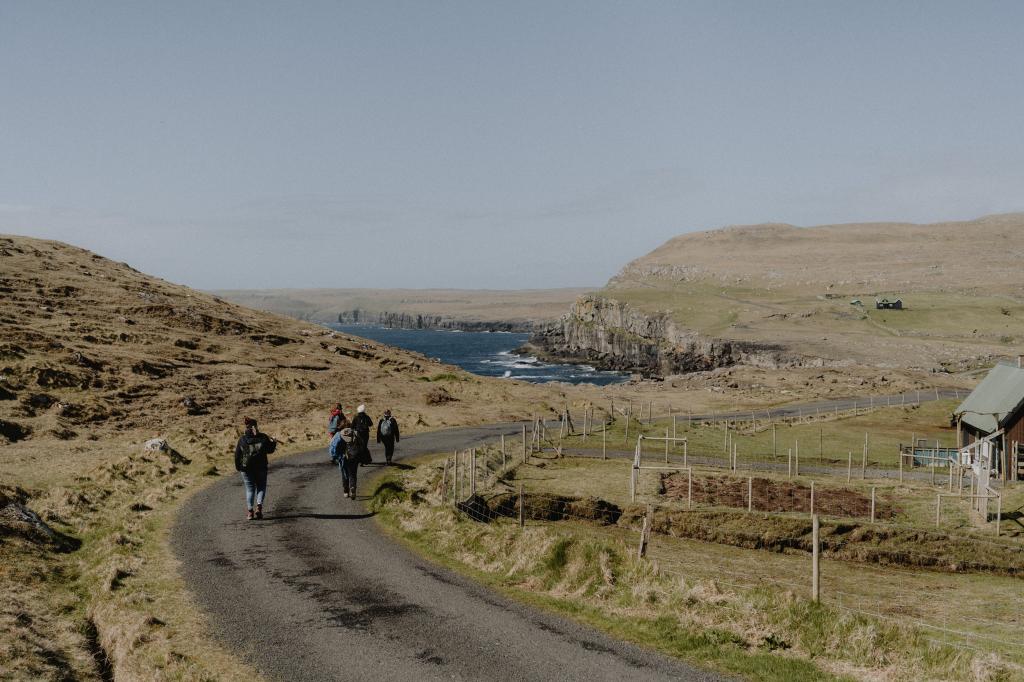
[862,433,869,479]
[870,486,876,523]
[470,449,476,495]
[441,457,449,503]
[637,504,653,559]
[665,429,669,464]
[501,434,506,468]
[452,448,460,501]
[602,426,607,460]
[687,470,693,510]
[810,480,815,515]
[788,448,793,477]
[748,476,753,512]
[811,514,820,603]
[847,451,852,483]
[935,493,941,528]
[455,450,461,500]
[522,424,528,463]
[795,441,800,476]
[519,483,525,528]
[772,423,777,459]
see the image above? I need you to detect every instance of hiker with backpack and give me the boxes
[234,417,277,520]
[376,409,400,465]
[352,404,374,464]
[330,427,365,498]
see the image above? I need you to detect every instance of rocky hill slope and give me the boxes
[528,213,1024,377]
[0,235,553,680]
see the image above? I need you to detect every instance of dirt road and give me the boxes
[172,424,722,681]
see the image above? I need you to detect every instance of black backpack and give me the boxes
[239,438,264,470]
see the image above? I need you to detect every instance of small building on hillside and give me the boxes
[875,297,903,310]
[954,359,1024,481]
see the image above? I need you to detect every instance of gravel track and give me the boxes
[173,423,722,681]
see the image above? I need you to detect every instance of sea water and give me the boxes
[329,324,628,386]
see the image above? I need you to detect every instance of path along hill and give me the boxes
[0,235,553,679]
[529,213,1024,379]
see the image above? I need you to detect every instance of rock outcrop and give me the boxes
[338,310,535,333]
[527,295,794,378]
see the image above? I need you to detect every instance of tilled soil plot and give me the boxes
[662,473,894,519]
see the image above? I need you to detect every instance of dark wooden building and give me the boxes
[875,297,903,310]
[955,359,1024,481]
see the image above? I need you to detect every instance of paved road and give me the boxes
[173,424,722,681]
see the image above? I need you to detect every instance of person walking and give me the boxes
[327,403,348,463]
[352,404,374,464]
[377,409,400,465]
[330,427,362,498]
[328,403,349,437]
[234,417,277,520]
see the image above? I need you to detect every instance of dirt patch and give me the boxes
[662,473,895,519]
[0,419,32,443]
[483,492,622,525]
[424,387,457,405]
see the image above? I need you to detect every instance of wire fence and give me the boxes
[430,440,1023,663]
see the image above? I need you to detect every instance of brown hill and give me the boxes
[0,235,556,679]
[531,214,1024,378]
[611,212,1024,296]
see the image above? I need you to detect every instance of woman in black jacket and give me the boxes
[234,417,277,520]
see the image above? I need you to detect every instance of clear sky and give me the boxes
[2,1,1022,290]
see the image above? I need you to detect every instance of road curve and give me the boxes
[172,424,723,681]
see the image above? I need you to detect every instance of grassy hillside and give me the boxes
[0,235,560,679]
[601,213,1024,372]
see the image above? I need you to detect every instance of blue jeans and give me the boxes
[338,457,358,494]
[240,469,267,509]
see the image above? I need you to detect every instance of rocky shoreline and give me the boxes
[527,295,801,379]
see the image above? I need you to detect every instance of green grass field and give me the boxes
[557,399,960,469]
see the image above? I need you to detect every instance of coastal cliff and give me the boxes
[526,296,794,378]
[338,309,536,333]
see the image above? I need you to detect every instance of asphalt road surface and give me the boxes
[173,423,723,681]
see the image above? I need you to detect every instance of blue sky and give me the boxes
[2,1,1022,289]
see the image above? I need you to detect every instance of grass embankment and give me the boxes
[1,431,262,680]
[371,455,1023,681]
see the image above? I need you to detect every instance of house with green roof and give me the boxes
[954,359,1024,481]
